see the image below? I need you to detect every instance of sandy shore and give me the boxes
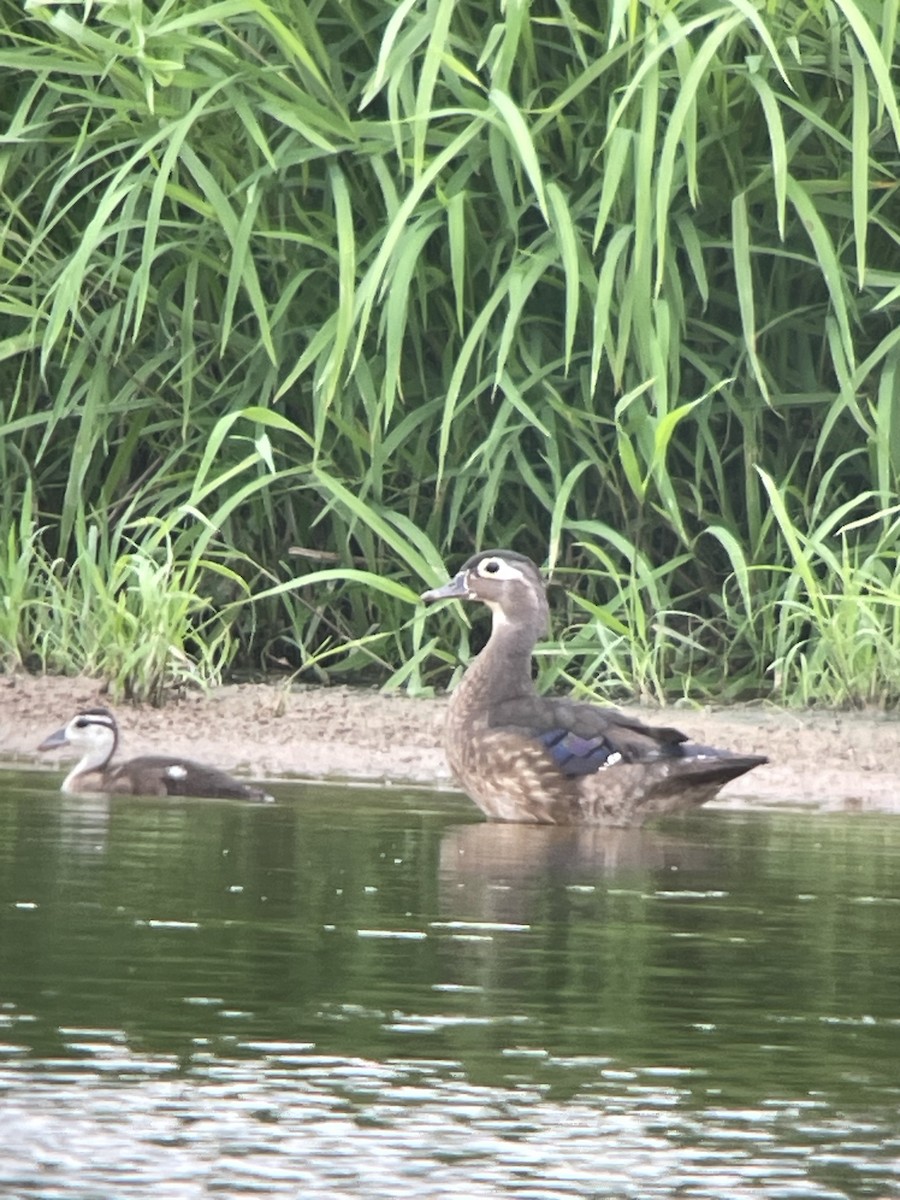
[2,673,900,813]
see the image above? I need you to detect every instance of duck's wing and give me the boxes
[109,756,273,802]
[488,697,690,777]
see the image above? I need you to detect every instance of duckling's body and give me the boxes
[422,550,766,826]
[39,707,273,802]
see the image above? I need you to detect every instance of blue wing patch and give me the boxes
[536,729,622,776]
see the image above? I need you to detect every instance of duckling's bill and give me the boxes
[38,725,70,752]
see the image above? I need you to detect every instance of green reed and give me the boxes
[0,0,899,705]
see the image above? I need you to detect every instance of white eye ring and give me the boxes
[476,558,525,581]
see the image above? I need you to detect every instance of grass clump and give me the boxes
[1,511,244,704]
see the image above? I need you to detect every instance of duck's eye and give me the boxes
[75,718,90,729]
[477,557,525,581]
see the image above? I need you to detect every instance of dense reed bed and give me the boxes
[1,0,899,705]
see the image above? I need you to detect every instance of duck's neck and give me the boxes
[450,605,545,719]
[61,745,113,794]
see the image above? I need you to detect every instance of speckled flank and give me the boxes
[449,730,581,824]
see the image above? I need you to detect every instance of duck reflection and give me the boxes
[439,820,713,921]
[56,792,113,856]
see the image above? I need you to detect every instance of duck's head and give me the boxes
[421,549,550,636]
[39,707,119,760]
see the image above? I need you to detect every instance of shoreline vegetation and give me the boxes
[2,2,900,719]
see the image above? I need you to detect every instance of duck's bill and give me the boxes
[38,727,69,752]
[420,571,469,602]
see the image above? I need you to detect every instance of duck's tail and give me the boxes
[579,748,768,825]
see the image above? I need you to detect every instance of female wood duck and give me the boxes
[421,550,767,826]
[38,707,274,801]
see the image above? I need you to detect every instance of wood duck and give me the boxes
[421,550,767,826]
[38,707,274,801]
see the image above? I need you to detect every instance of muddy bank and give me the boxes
[2,673,899,812]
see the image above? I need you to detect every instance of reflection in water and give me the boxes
[56,792,113,856]
[0,769,899,1199]
[442,819,711,874]
[439,822,714,920]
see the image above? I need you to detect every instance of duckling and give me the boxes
[38,707,273,801]
[421,549,767,825]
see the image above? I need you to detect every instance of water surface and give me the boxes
[1,771,899,1198]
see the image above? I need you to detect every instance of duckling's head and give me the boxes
[39,707,119,761]
[421,549,550,636]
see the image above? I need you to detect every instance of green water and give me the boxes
[1,769,899,1199]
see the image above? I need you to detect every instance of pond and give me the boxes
[0,770,899,1199]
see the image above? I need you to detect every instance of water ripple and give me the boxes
[0,1049,896,1200]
